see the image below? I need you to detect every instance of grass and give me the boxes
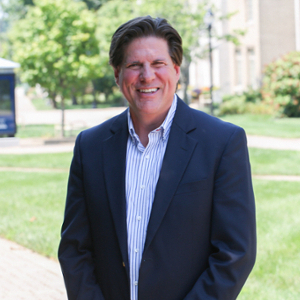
[3,148,300,176]
[15,124,86,138]
[17,115,300,140]
[31,97,53,110]
[0,171,68,258]
[1,168,299,298]
[1,130,300,298]
[15,124,56,138]
[238,180,300,299]
[249,148,300,175]
[0,152,72,169]
[31,97,124,111]
[220,114,300,138]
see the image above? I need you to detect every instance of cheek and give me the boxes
[158,69,179,85]
[121,70,138,85]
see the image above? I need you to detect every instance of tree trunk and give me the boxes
[61,97,65,138]
[92,89,97,108]
[92,80,97,108]
[180,56,191,104]
[49,92,57,108]
[72,94,78,105]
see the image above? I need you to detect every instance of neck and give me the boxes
[130,111,167,147]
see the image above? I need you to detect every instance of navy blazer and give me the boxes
[58,98,256,300]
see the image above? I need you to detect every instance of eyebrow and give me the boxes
[125,58,167,66]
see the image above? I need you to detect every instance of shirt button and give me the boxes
[135,248,139,253]
[134,281,138,286]
[145,155,149,159]
[137,216,141,221]
[141,185,145,189]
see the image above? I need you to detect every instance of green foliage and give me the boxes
[219,95,248,115]
[77,0,106,10]
[0,0,33,27]
[96,0,208,60]
[262,51,300,117]
[9,0,102,106]
[219,89,274,115]
[93,69,117,99]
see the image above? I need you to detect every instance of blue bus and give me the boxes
[0,74,16,137]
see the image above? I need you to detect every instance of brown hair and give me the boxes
[109,16,183,69]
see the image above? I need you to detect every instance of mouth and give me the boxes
[137,88,159,94]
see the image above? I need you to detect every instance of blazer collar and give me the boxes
[143,98,198,252]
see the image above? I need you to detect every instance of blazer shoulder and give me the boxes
[176,98,244,139]
[78,108,128,143]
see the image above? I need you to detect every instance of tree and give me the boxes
[77,0,105,10]
[262,51,300,117]
[9,0,102,136]
[0,0,34,58]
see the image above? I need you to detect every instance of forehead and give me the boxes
[123,36,171,63]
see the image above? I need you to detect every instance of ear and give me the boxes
[174,64,180,82]
[113,67,120,87]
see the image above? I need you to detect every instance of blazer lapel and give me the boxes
[103,110,129,273]
[144,99,198,252]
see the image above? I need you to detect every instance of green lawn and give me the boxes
[0,152,72,169]
[15,124,85,138]
[16,124,56,138]
[238,180,300,300]
[0,171,68,258]
[220,114,300,138]
[13,114,300,139]
[2,148,299,176]
[249,148,300,175]
[0,144,300,298]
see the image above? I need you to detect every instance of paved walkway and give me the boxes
[0,238,67,300]
[0,88,300,299]
[15,87,127,127]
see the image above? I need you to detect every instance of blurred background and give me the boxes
[0,0,300,299]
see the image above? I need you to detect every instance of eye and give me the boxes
[127,63,140,69]
[153,61,166,67]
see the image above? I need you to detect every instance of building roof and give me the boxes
[0,58,20,73]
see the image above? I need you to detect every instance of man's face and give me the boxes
[114,36,180,120]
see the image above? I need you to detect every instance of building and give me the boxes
[190,0,300,98]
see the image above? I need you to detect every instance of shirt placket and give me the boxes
[130,132,160,300]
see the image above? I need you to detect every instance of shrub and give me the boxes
[219,95,247,115]
[219,89,273,115]
[262,51,300,117]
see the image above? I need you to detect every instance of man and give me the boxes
[58,16,256,300]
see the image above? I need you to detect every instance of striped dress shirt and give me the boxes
[126,95,177,300]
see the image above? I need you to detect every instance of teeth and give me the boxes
[139,88,158,93]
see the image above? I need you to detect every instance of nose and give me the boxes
[140,64,155,82]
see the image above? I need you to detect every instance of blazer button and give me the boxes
[122,262,125,267]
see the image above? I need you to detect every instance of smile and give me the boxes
[137,88,159,93]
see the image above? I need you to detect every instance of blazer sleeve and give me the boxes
[184,127,256,300]
[58,133,106,300]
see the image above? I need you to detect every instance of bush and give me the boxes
[219,89,274,116]
[219,95,247,115]
[262,51,300,117]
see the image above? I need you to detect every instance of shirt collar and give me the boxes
[127,94,177,144]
